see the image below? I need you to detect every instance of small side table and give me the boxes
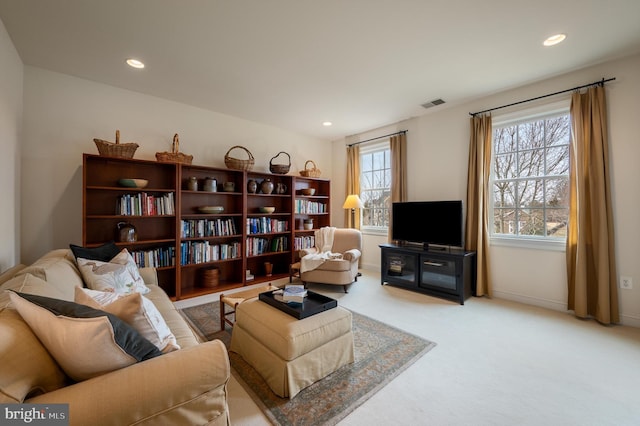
[289,262,301,283]
[219,284,279,331]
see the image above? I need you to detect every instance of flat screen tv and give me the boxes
[391,200,464,249]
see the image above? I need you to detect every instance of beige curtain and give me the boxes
[388,132,407,241]
[566,86,619,324]
[345,145,360,228]
[465,114,493,297]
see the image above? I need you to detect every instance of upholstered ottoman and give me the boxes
[229,297,354,398]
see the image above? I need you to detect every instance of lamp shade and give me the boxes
[342,194,364,209]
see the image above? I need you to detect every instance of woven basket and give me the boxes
[224,145,254,171]
[299,160,321,178]
[269,151,291,174]
[93,130,139,159]
[200,267,219,288]
[156,134,193,164]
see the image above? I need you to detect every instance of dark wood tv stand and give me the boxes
[379,243,476,305]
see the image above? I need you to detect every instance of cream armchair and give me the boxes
[299,228,362,293]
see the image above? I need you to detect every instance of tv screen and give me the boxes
[392,200,463,248]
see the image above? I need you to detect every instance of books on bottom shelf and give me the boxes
[274,285,307,303]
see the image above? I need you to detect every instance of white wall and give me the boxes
[333,53,640,326]
[21,67,332,264]
[0,18,22,272]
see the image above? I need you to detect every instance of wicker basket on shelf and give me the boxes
[299,160,321,178]
[93,130,139,159]
[269,151,291,174]
[156,133,193,164]
[200,267,219,288]
[224,145,255,171]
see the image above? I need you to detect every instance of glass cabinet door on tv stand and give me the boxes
[381,250,419,286]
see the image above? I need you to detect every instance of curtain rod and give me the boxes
[347,130,408,147]
[469,77,616,117]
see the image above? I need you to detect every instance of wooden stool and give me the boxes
[219,284,278,331]
[289,262,301,283]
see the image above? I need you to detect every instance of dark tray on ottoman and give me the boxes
[259,290,337,319]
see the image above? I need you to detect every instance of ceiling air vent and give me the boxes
[421,98,445,109]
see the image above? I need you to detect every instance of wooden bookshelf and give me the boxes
[82,154,331,300]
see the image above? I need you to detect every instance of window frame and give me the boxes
[490,99,571,250]
[359,140,391,235]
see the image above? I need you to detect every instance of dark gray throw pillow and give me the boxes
[70,241,121,262]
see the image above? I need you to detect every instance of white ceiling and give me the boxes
[1,0,639,141]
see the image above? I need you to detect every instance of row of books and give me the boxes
[129,246,175,268]
[294,199,327,214]
[294,235,315,250]
[179,240,241,265]
[181,218,238,238]
[246,218,289,235]
[245,236,289,256]
[117,193,175,216]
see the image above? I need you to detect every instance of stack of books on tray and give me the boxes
[274,285,307,304]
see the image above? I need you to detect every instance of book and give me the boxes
[282,285,307,303]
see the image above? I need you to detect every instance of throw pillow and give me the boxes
[75,287,180,353]
[9,291,162,382]
[69,241,121,262]
[77,248,150,295]
[0,274,68,402]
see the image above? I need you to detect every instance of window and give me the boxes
[360,141,391,232]
[492,103,570,241]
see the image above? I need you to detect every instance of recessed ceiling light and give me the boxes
[322,121,333,127]
[543,34,566,47]
[126,58,145,69]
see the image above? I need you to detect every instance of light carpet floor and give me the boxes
[175,269,640,426]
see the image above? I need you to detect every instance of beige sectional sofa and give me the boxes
[0,249,230,425]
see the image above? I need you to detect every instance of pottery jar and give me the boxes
[260,178,274,194]
[276,183,287,194]
[247,179,258,193]
[117,222,137,242]
[187,176,198,191]
[203,177,217,192]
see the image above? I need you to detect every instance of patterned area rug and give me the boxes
[180,301,436,426]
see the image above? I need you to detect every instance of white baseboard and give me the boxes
[492,289,568,312]
[619,313,640,328]
[494,289,640,327]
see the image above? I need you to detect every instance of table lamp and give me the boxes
[342,194,364,228]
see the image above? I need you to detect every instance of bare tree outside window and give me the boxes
[360,145,391,229]
[493,113,570,238]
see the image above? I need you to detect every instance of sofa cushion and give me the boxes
[1,273,66,309]
[75,287,180,353]
[69,241,121,262]
[0,274,68,403]
[77,249,150,295]
[15,249,84,301]
[0,264,27,287]
[9,291,162,382]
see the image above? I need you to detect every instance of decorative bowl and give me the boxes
[118,178,149,188]
[301,188,316,196]
[259,206,276,214]
[198,206,224,214]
